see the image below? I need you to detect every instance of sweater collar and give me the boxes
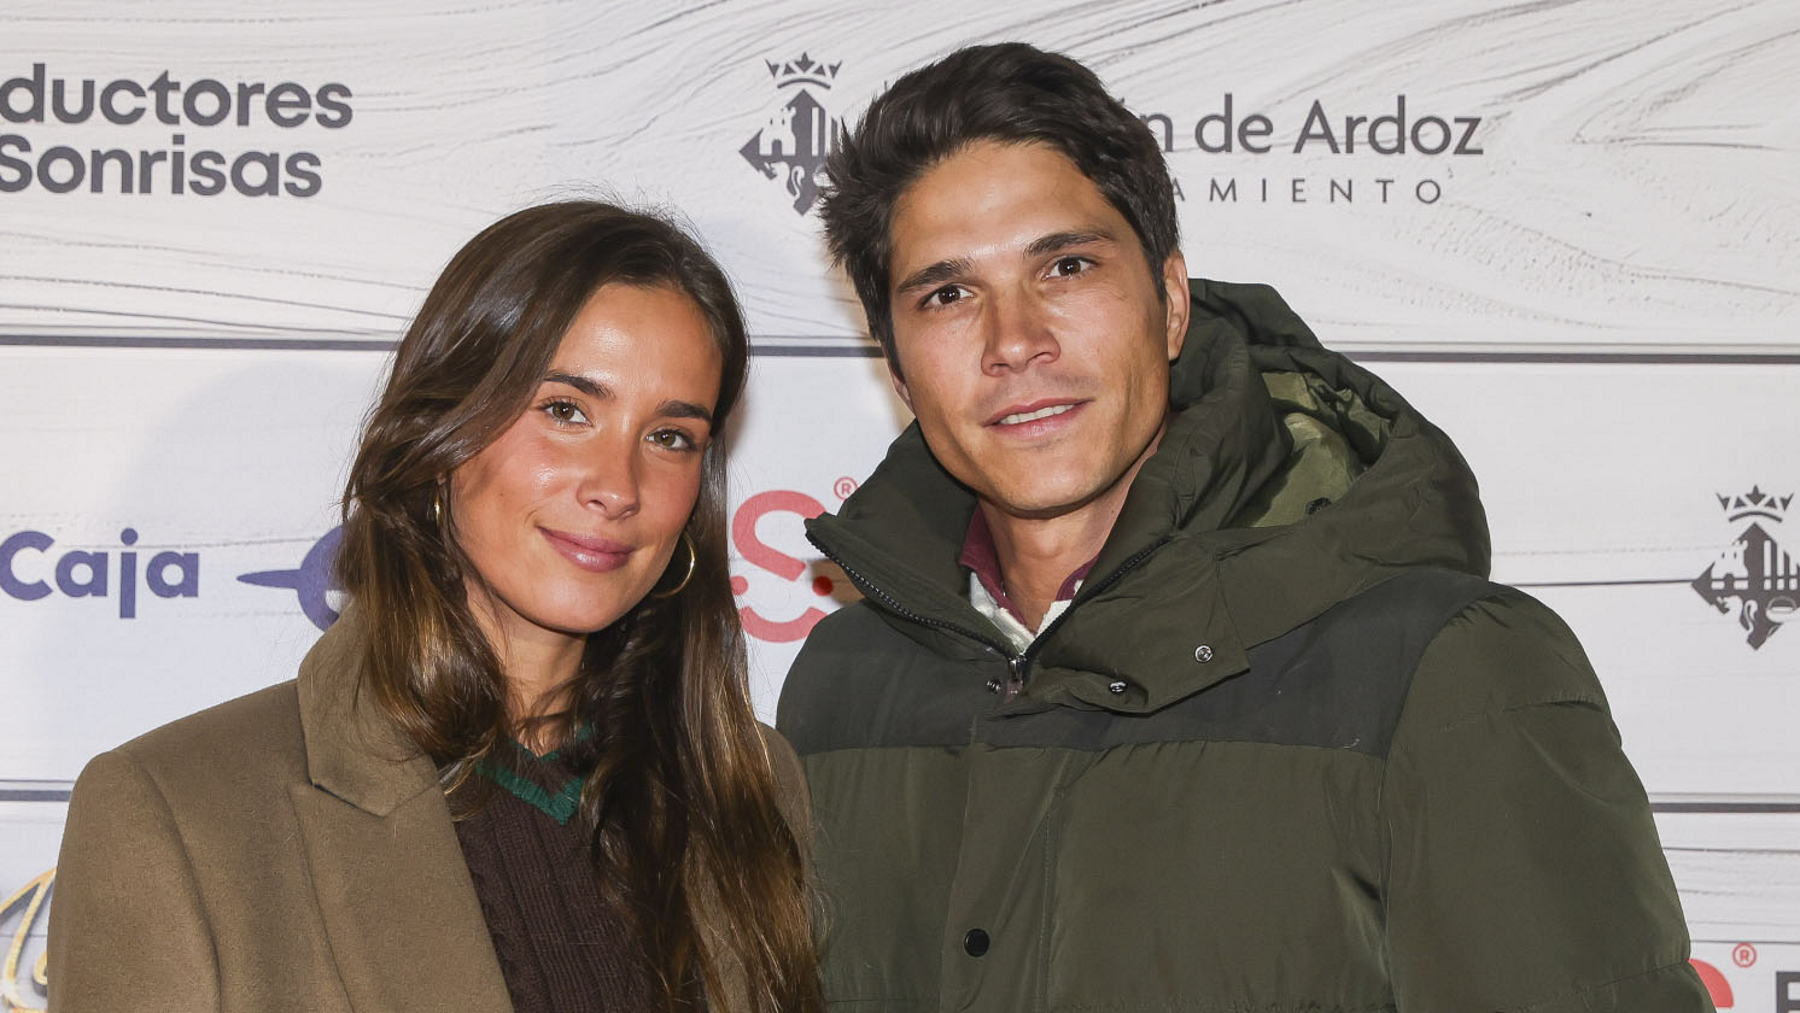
[473,749,585,826]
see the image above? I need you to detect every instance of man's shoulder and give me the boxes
[1389,577,1610,743]
[780,602,887,733]
[792,598,896,657]
[1206,569,1606,759]
[779,600,987,756]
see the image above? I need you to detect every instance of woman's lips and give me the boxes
[539,527,634,573]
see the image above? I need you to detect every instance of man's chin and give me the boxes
[980,476,1114,521]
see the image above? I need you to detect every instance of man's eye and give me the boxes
[925,285,965,308]
[1053,256,1091,277]
[543,399,588,425]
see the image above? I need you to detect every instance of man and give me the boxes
[777,42,1711,1011]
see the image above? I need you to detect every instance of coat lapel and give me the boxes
[291,611,513,1012]
[290,783,513,1012]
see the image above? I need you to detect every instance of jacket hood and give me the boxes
[806,278,1490,714]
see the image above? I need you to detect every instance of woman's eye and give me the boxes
[649,428,696,451]
[542,399,588,425]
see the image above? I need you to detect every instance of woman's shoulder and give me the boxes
[754,722,804,794]
[79,680,309,810]
[754,722,812,852]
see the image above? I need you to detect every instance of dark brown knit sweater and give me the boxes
[453,742,656,1013]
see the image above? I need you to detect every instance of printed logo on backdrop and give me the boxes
[736,59,1483,211]
[238,526,345,629]
[1693,487,1798,649]
[729,482,859,642]
[237,483,860,639]
[1687,941,1800,1010]
[1135,95,1486,207]
[0,525,345,622]
[0,63,353,197]
[0,528,198,618]
[740,54,846,215]
[1,869,51,1012]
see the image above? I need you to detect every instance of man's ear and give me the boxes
[1161,250,1191,360]
[887,355,914,412]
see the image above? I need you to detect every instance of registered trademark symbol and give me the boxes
[833,476,858,500]
[1732,941,1757,967]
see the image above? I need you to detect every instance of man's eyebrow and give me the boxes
[544,371,609,399]
[893,230,1121,296]
[894,256,973,296]
[1025,229,1117,258]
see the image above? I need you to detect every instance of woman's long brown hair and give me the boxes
[335,201,818,1011]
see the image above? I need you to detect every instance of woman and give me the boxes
[47,202,820,1012]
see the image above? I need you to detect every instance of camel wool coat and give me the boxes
[46,612,811,1012]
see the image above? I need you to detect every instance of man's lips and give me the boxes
[985,398,1089,428]
[540,527,634,573]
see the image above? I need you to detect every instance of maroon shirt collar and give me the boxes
[958,508,1098,627]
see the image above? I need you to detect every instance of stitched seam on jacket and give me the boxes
[1037,787,1063,1013]
[1052,1000,1397,1012]
[1374,587,1515,997]
[1503,956,1702,1012]
[1403,694,1610,744]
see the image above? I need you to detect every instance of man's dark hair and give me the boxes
[819,42,1180,370]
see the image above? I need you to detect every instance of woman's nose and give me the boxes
[576,439,642,519]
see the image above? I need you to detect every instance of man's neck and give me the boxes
[981,425,1166,630]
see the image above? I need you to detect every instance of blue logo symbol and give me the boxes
[238,526,342,631]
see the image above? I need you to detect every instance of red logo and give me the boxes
[1690,958,1734,1007]
[731,489,841,642]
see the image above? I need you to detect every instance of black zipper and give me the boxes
[1011,534,1172,672]
[809,536,1012,657]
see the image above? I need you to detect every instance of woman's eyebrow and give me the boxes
[659,400,714,423]
[545,372,711,423]
[543,371,609,399]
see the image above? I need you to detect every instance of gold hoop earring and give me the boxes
[431,486,445,527]
[652,531,697,599]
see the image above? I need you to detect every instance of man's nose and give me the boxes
[982,287,1060,375]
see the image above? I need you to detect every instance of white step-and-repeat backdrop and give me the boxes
[3,0,1796,1006]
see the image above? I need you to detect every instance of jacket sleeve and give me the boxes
[1380,589,1714,1012]
[47,749,221,1012]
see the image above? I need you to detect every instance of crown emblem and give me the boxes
[1694,485,1798,649]
[742,52,845,215]
[1717,486,1792,523]
[766,53,841,90]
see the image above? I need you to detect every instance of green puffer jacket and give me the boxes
[777,280,1712,1012]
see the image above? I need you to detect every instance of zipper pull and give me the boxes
[1003,655,1031,702]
